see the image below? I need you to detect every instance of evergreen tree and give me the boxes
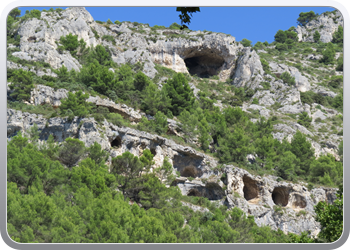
[111,152,145,198]
[164,73,195,116]
[274,30,287,43]
[290,131,315,175]
[59,33,79,56]
[87,142,109,165]
[332,25,343,45]
[297,11,318,26]
[241,38,252,47]
[9,69,34,101]
[315,184,343,242]
[60,91,90,117]
[320,43,335,65]
[280,72,295,86]
[141,82,171,116]
[198,118,212,151]
[58,138,86,167]
[297,112,312,128]
[313,30,321,42]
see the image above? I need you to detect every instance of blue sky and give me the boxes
[18,7,335,45]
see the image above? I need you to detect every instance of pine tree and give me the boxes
[164,73,195,116]
[9,69,34,101]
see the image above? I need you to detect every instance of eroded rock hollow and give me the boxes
[183,49,225,78]
[272,187,290,207]
[291,193,307,209]
[243,175,259,202]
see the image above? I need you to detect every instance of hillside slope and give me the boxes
[6,7,343,242]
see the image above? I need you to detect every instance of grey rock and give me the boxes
[269,62,310,92]
[294,11,343,43]
[232,48,264,89]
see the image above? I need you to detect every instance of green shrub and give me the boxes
[328,75,343,88]
[60,91,91,118]
[280,72,295,86]
[298,112,312,128]
[260,59,271,74]
[320,43,335,65]
[168,22,182,30]
[261,81,271,90]
[102,35,116,45]
[303,48,314,54]
[241,38,252,47]
[275,43,288,51]
[313,30,321,42]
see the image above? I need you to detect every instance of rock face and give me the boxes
[30,85,68,107]
[148,31,239,81]
[7,7,343,238]
[11,7,265,85]
[294,10,343,43]
[29,84,143,121]
[269,62,310,92]
[7,108,338,236]
[7,61,57,77]
[224,165,336,236]
[14,7,101,71]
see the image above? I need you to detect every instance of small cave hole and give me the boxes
[187,189,202,197]
[150,148,156,156]
[111,136,122,148]
[291,194,307,209]
[272,187,290,207]
[243,175,259,201]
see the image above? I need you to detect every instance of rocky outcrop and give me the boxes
[7,109,216,177]
[148,31,239,81]
[86,95,143,122]
[7,108,338,236]
[29,84,143,121]
[224,165,337,236]
[232,48,264,89]
[7,61,57,77]
[269,62,310,92]
[30,85,68,107]
[10,7,268,85]
[294,10,343,43]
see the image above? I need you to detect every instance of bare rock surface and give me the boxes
[294,11,343,43]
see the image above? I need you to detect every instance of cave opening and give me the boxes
[205,182,225,200]
[150,148,156,156]
[173,154,203,178]
[182,166,200,178]
[111,136,122,148]
[188,189,202,197]
[184,50,225,78]
[243,175,259,202]
[291,194,307,209]
[272,187,290,207]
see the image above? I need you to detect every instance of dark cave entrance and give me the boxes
[173,154,203,178]
[188,189,202,197]
[184,51,225,78]
[272,187,290,207]
[111,136,122,148]
[150,148,157,156]
[182,166,200,178]
[243,175,259,201]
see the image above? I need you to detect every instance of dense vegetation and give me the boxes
[8,133,304,243]
[7,7,343,243]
